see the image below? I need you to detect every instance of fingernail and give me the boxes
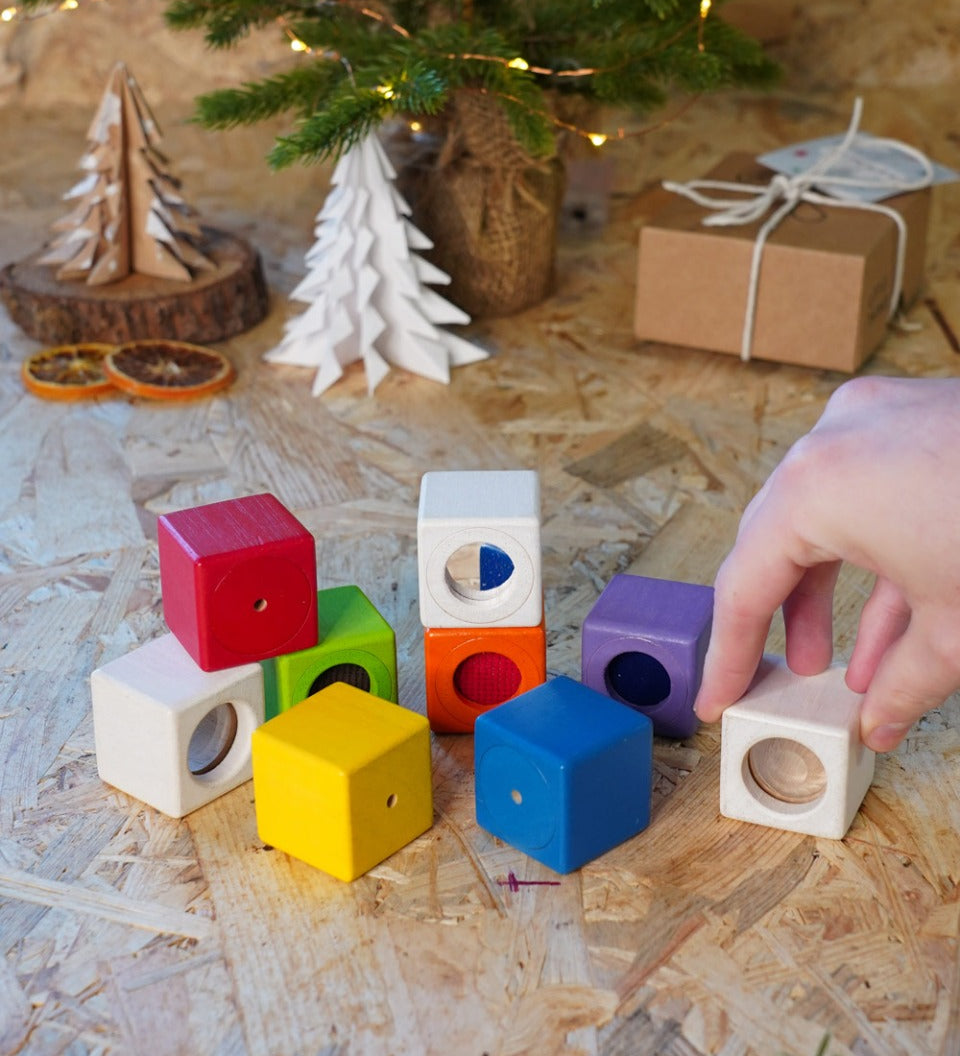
[864,722,910,752]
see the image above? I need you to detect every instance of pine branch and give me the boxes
[193,64,347,128]
[165,0,780,166]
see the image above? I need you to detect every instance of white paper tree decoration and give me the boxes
[39,62,215,286]
[266,133,488,395]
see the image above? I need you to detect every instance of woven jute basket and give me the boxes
[400,89,565,318]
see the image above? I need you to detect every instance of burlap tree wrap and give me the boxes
[410,90,564,318]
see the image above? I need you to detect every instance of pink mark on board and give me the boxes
[496,871,561,892]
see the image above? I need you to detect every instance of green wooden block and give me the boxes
[261,585,397,720]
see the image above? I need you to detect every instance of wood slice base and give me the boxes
[0,227,269,346]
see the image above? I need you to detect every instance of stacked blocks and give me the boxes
[92,491,318,818]
[91,633,264,819]
[720,656,876,839]
[474,676,653,874]
[417,470,547,732]
[581,573,713,740]
[261,584,397,720]
[92,489,424,876]
[157,492,318,671]
[252,682,433,881]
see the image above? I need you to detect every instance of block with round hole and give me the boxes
[417,470,541,628]
[261,584,397,721]
[581,573,713,740]
[474,676,653,874]
[719,655,876,839]
[90,632,264,819]
[251,682,433,881]
[423,619,546,733]
[158,492,318,672]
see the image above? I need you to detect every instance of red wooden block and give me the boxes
[158,493,318,671]
[424,620,547,733]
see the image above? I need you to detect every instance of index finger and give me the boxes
[694,531,811,722]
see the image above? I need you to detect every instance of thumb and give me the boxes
[859,620,959,752]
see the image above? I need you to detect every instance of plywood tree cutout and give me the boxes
[39,62,214,286]
[266,133,487,395]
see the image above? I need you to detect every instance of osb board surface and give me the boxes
[3,17,960,1056]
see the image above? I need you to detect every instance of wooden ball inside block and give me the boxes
[581,573,713,740]
[91,633,264,818]
[158,493,318,671]
[474,676,653,874]
[424,619,547,733]
[261,585,397,721]
[719,656,876,839]
[417,470,542,628]
[251,683,433,882]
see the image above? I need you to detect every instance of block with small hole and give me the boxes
[90,632,264,818]
[261,584,397,720]
[158,492,318,671]
[251,682,433,881]
[474,676,653,874]
[581,573,713,740]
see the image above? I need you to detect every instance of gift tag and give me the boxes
[759,132,958,203]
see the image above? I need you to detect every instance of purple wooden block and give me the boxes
[581,574,714,739]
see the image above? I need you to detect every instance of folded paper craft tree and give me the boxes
[266,133,487,395]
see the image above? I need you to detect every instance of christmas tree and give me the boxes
[39,62,215,285]
[267,132,487,394]
[161,0,779,167]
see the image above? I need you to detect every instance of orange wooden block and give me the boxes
[423,620,547,733]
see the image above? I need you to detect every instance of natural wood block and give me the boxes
[0,226,269,346]
[158,493,318,672]
[719,656,876,839]
[91,633,264,818]
[424,619,547,733]
[417,469,542,628]
[261,585,397,721]
[251,683,433,882]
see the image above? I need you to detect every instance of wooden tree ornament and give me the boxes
[266,133,487,395]
[1,63,267,345]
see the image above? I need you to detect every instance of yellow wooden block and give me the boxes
[251,682,433,881]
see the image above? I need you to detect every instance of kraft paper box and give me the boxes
[634,153,931,373]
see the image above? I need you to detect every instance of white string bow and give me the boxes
[662,98,935,361]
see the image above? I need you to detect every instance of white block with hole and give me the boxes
[719,655,876,839]
[417,469,542,628]
[91,633,264,818]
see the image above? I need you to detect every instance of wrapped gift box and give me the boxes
[634,153,931,373]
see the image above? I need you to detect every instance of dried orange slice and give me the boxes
[103,340,235,400]
[21,343,116,401]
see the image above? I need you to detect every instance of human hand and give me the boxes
[694,375,960,751]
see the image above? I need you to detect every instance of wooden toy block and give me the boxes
[158,492,318,672]
[417,469,542,628]
[423,619,547,733]
[91,633,264,818]
[581,573,713,740]
[474,676,653,874]
[261,584,397,720]
[719,656,876,839]
[251,683,433,882]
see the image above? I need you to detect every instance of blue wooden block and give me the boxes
[474,676,653,874]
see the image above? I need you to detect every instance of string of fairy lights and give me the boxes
[1,0,714,146]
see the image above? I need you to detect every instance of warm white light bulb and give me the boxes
[588,133,607,147]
